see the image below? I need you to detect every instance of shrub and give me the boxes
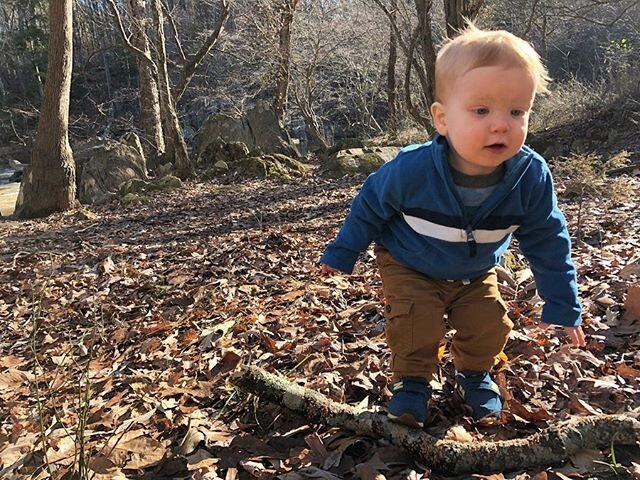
[552,150,634,203]
[530,78,616,133]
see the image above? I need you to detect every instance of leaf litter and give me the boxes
[0,171,639,479]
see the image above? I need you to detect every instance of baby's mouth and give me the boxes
[485,143,507,153]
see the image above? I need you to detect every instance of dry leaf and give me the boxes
[617,363,640,379]
[178,426,205,455]
[531,472,548,480]
[101,256,116,275]
[568,393,601,415]
[623,283,640,320]
[620,259,640,279]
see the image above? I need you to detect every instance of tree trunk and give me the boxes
[130,0,165,167]
[444,0,484,37]
[293,86,328,150]
[415,0,436,110]
[274,0,299,126]
[15,0,75,219]
[151,0,192,179]
[387,0,399,133]
[373,0,434,131]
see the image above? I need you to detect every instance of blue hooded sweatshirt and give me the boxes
[321,135,582,327]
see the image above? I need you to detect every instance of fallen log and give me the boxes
[231,365,640,475]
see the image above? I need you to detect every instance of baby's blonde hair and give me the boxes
[435,24,550,101]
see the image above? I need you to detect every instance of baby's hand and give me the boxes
[539,322,586,347]
[320,263,337,275]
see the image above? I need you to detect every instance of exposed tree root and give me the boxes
[232,365,640,475]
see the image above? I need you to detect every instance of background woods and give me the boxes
[1,0,639,168]
[1,1,640,479]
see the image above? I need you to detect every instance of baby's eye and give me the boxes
[473,108,489,115]
[511,109,525,117]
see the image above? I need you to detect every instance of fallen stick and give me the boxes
[231,365,640,475]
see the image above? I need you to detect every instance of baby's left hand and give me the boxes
[539,322,586,347]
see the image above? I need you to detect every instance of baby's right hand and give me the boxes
[320,263,337,275]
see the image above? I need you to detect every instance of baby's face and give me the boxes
[431,65,536,175]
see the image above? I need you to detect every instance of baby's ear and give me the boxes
[430,102,448,136]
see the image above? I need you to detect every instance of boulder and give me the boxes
[76,138,147,204]
[119,132,146,163]
[204,153,308,180]
[119,175,183,197]
[196,100,299,159]
[198,138,249,167]
[320,146,400,177]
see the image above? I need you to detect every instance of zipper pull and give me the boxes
[466,226,477,257]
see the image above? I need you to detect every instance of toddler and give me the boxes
[320,25,584,428]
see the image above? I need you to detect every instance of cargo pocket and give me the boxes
[495,295,514,333]
[384,300,414,357]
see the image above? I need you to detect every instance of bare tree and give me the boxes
[387,0,400,133]
[107,0,230,179]
[444,0,484,36]
[129,0,165,164]
[372,0,483,130]
[15,0,76,219]
[274,0,301,125]
[151,0,192,178]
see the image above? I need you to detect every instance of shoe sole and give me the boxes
[387,412,424,429]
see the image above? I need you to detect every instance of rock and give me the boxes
[76,138,147,205]
[265,154,308,174]
[119,178,150,195]
[196,100,299,160]
[227,141,250,161]
[121,193,150,205]
[156,175,182,191]
[74,208,98,220]
[156,162,174,177]
[0,146,30,165]
[7,159,27,171]
[213,160,229,172]
[198,138,250,167]
[236,156,289,178]
[321,147,399,177]
[207,153,309,179]
[119,175,182,196]
[119,132,146,164]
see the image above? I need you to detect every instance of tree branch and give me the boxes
[106,0,158,77]
[173,0,230,104]
[162,1,187,63]
[232,365,640,476]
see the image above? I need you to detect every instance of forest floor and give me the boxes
[0,166,639,480]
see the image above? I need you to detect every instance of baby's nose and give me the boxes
[490,115,509,132]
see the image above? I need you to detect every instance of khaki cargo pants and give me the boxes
[375,246,513,381]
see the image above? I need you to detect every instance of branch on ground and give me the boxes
[232,365,640,476]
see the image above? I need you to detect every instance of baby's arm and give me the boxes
[320,161,403,274]
[514,164,583,339]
